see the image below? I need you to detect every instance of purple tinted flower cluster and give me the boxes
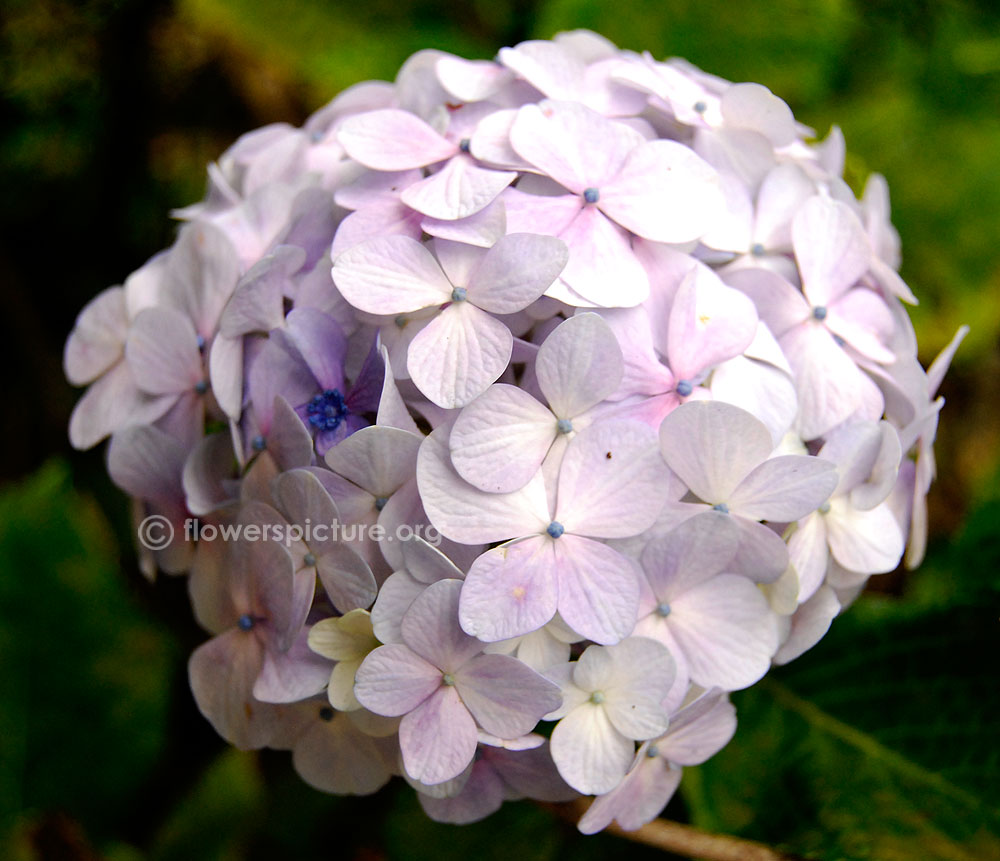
[64,30,963,832]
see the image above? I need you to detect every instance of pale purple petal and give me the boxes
[661,694,737,765]
[418,760,506,824]
[399,685,478,785]
[337,109,457,170]
[108,424,186,503]
[536,313,624,418]
[467,233,568,314]
[555,420,669,538]
[64,286,127,385]
[773,585,841,664]
[126,307,202,394]
[729,455,837,522]
[354,643,442,715]
[400,155,517,220]
[658,401,774,503]
[417,426,550,544]
[793,196,871,307]
[578,756,681,834]
[292,711,393,795]
[402,578,482,670]
[407,302,513,409]
[449,385,556,493]
[721,82,797,146]
[787,512,829,603]
[825,498,904,575]
[459,537,559,642]
[315,542,378,612]
[600,140,722,243]
[332,235,452,314]
[555,536,640,645]
[550,704,634,795]
[324,425,421,496]
[640,510,740,599]
[455,653,561,737]
[254,630,332,703]
[730,515,790,583]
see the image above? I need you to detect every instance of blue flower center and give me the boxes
[813,305,828,321]
[303,552,316,567]
[307,389,348,432]
[657,602,672,618]
[458,138,471,153]
[318,706,334,721]
[676,379,693,397]
[751,242,766,257]
[374,496,388,511]
[590,691,605,705]
[451,286,467,302]
[442,673,455,686]
[693,100,707,114]
[712,502,730,514]
[583,187,600,204]
[251,435,267,452]
[546,521,565,539]
[194,379,209,395]
[238,614,255,632]
[557,418,573,434]
[646,744,660,758]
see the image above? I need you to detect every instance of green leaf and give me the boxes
[0,461,175,842]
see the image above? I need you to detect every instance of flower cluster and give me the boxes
[64,31,963,831]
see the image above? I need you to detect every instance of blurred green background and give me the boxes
[1,0,998,858]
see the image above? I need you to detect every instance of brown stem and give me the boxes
[554,799,808,861]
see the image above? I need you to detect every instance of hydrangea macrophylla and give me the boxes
[65,29,959,835]
[332,232,568,407]
[354,579,561,784]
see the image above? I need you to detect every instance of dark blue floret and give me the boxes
[546,521,565,539]
[813,305,828,321]
[459,138,471,153]
[583,187,600,204]
[676,379,693,397]
[712,502,730,514]
[375,496,388,511]
[307,389,349,432]
[751,243,766,257]
[451,286,467,302]
[251,435,267,452]
[693,100,707,114]
[557,418,573,434]
[238,614,255,631]
[194,379,209,395]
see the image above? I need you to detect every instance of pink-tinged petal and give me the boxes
[337,109,457,170]
[401,155,517,220]
[254,631,332,703]
[640,510,740,599]
[324,425,421,496]
[724,267,810,338]
[509,101,645,193]
[455,653,561,738]
[334,168,423,210]
[826,498,904,575]
[578,756,681,834]
[272,468,339,528]
[401,578,482,670]
[730,516,790,583]
[436,55,510,101]
[188,629,278,750]
[332,235,452,314]
[754,163,815,250]
[68,362,173,450]
[401,535,465,584]
[417,425,550,544]
[467,233,568,314]
[555,536,640,645]
[669,574,779,690]
[371,571,425,644]
[469,109,535,171]
[667,265,758,380]
[108,424,185,503]
[550,704,633,795]
[460,538,559,642]
[788,512,829,603]
[556,206,650,307]
[571,642,617,692]
[710,354,798,447]
[536,313,625,418]
[267,396,315,470]
[729,455,837,522]
[400,684,478,785]
[793,196,871,307]
[556,421,669,538]
[432,237,482,287]
[825,288,896,364]
[407,302,513,409]
[316,543,378,612]
[605,636,676,703]
[375,345,421,435]
[662,693,737,766]
[208,334,243,420]
[292,711,393,795]
[501,187,582,236]
[422,198,507,248]
[781,323,885,441]
[164,222,240,337]
[604,687,670,743]
[450,385,556,494]
[354,643,442,715]
[220,247,302,337]
[658,401,774,503]
[928,325,969,397]
[721,82,797,146]
[600,140,723,243]
[330,201,424,258]
[126,307,202,395]
[418,760,506,824]
[773,585,841,664]
[64,286,127,385]
[188,534,239,634]
[183,432,235,515]
[849,423,902,511]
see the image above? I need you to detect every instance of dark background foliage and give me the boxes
[1,1,998,858]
